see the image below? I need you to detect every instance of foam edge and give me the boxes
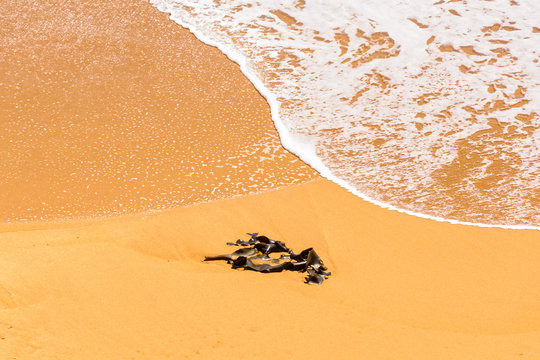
[152,2,539,231]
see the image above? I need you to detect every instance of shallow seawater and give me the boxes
[151,0,540,227]
[0,0,317,222]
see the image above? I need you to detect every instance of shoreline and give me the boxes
[0,178,321,233]
[0,0,317,223]
[151,2,539,231]
[1,1,539,358]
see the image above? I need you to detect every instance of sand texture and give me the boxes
[1,179,540,359]
[1,0,539,359]
[0,0,316,222]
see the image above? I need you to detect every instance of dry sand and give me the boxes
[1,0,540,359]
[1,180,540,359]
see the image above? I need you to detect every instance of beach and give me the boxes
[1,180,540,359]
[1,0,540,359]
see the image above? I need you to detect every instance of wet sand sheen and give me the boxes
[0,0,316,222]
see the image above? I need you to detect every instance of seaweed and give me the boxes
[205,233,331,285]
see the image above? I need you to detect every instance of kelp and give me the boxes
[204,233,331,285]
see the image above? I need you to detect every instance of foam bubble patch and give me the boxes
[151,0,540,229]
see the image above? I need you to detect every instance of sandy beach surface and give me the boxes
[1,0,539,359]
[0,0,316,222]
[1,180,540,359]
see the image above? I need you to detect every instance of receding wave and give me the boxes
[151,0,540,228]
[0,0,317,222]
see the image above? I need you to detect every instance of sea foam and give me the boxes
[150,0,540,229]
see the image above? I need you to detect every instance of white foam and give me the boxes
[150,0,540,229]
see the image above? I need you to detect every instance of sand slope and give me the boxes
[1,179,539,359]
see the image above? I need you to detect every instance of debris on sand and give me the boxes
[204,233,331,285]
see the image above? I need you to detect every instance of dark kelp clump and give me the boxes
[204,233,331,285]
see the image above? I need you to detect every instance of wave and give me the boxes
[150,0,540,229]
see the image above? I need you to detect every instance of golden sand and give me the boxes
[1,180,539,359]
[0,0,315,222]
[1,1,539,359]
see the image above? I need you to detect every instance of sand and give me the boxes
[1,179,540,359]
[0,0,316,222]
[1,0,540,359]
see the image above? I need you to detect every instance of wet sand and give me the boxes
[0,0,315,222]
[1,0,540,359]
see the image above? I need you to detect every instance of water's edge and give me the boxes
[151,3,539,231]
